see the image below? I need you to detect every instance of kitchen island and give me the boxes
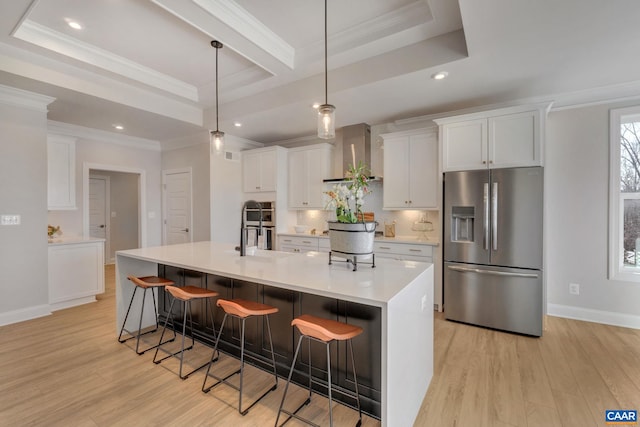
[115,241,433,426]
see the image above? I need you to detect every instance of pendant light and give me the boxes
[317,0,335,139]
[210,40,225,155]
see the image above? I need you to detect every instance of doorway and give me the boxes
[83,163,147,262]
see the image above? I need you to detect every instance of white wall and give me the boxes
[47,123,162,247]
[0,87,52,325]
[546,101,640,326]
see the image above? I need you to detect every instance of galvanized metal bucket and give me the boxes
[327,221,376,259]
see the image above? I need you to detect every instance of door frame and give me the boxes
[89,174,111,263]
[82,162,147,249]
[162,167,193,245]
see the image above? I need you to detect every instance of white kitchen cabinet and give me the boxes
[436,104,549,172]
[47,134,76,210]
[381,129,438,209]
[374,241,433,262]
[48,239,105,311]
[288,144,332,209]
[242,146,287,193]
[278,235,319,253]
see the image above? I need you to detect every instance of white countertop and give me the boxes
[116,241,432,307]
[48,236,106,246]
[278,232,439,246]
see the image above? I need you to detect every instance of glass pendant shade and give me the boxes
[317,104,335,139]
[210,130,225,155]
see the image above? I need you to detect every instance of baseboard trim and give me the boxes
[50,296,97,312]
[547,303,640,330]
[0,304,51,327]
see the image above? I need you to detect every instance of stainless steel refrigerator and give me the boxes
[443,167,543,336]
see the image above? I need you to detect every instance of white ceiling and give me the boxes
[2,0,640,147]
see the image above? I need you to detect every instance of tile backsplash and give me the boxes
[292,181,440,240]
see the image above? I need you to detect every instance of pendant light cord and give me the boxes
[324,0,328,105]
[211,40,223,133]
[215,42,219,132]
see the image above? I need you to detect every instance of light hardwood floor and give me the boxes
[1,265,639,426]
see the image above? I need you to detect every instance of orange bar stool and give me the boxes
[202,298,279,415]
[153,285,219,379]
[118,275,176,355]
[275,314,363,427]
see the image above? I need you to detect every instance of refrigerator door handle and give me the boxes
[447,265,539,278]
[483,183,489,250]
[492,182,498,251]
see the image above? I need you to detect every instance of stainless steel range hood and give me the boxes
[323,123,381,182]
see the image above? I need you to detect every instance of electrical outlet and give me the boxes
[1,215,20,225]
[569,283,580,295]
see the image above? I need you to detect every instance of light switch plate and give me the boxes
[1,215,21,225]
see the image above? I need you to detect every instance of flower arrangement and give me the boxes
[324,162,371,223]
[48,224,61,238]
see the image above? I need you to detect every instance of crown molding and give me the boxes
[192,0,294,69]
[48,120,161,152]
[0,83,55,112]
[13,20,198,102]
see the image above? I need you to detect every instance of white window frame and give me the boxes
[609,106,640,282]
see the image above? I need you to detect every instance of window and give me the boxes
[609,106,640,281]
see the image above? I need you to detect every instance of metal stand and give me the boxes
[275,335,362,427]
[153,296,216,379]
[202,312,278,415]
[328,251,375,271]
[118,285,176,354]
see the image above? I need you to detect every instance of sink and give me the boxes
[224,249,293,259]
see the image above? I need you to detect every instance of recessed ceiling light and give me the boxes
[431,71,449,80]
[234,122,242,127]
[67,21,83,30]
[113,124,124,130]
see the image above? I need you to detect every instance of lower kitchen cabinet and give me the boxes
[278,235,319,253]
[48,239,104,310]
[374,241,433,262]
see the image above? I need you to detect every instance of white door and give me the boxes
[163,170,192,245]
[89,176,109,262]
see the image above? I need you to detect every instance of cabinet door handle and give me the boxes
[302,240,311,244]
[409,248,422,252]
[379,246,391,250]
[180,228,189,232]
[283,239,292,242]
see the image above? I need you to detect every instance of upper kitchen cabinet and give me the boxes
[435,104,550,172]
[47,134,76,210]
[242,146,287,193]
[381,128,438,209]
[288,144,333,209]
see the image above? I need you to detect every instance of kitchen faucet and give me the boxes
[240,200,262,256]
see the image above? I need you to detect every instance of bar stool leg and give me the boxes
[349,339,363,426]
[118,286,138,343]
[202,312,227,393]
[275,335,306,427]
[326,341,333,427]
[203,312,278,415]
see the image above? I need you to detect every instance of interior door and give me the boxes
[163,170,192,245]
[89,176,109,263]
